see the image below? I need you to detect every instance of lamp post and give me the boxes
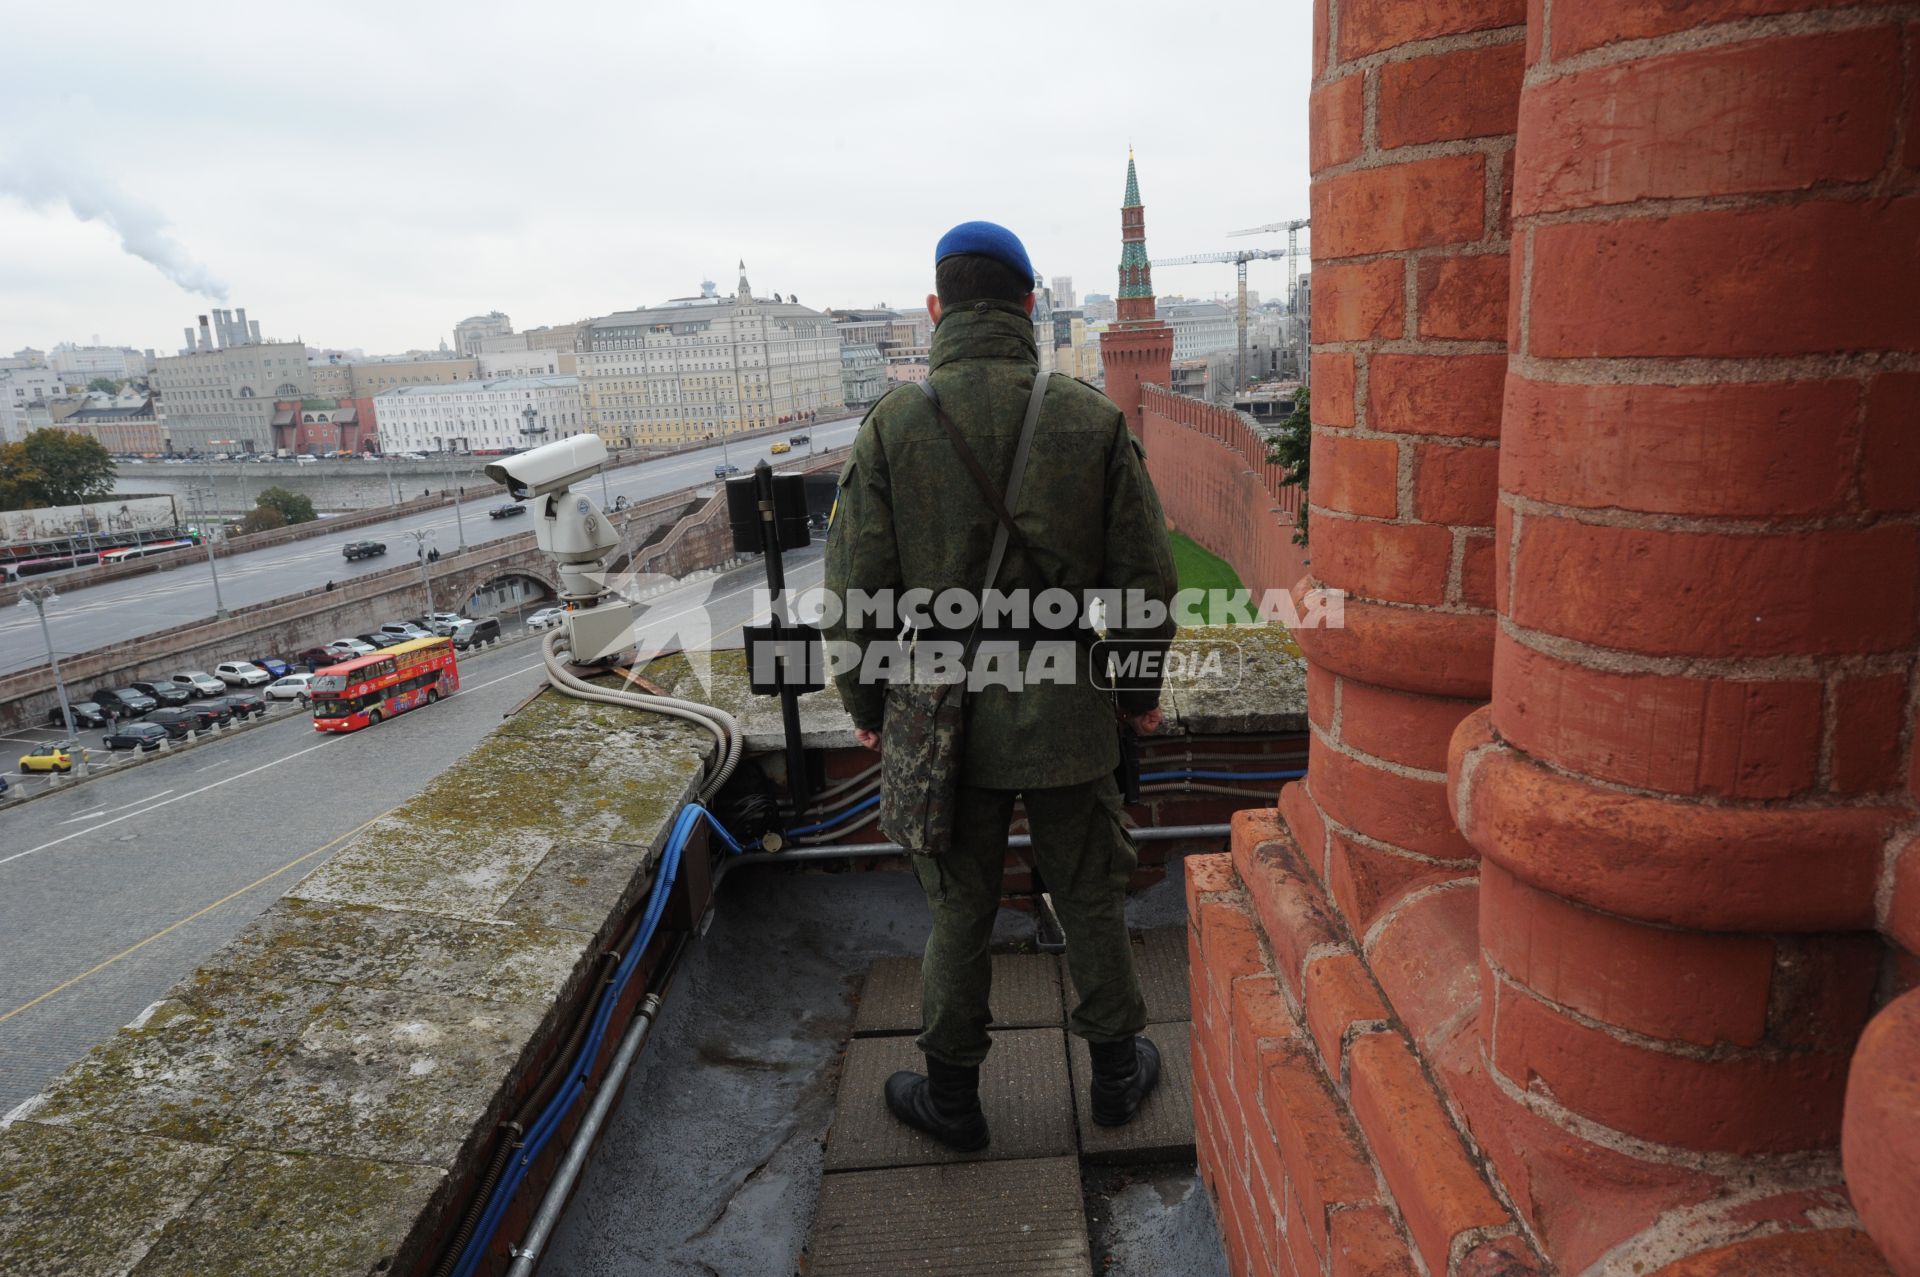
[402,527,436,616]
[445,444,467,550]
[186,487,228,618]
[18,585,76,738]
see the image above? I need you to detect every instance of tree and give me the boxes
[1266,387,1311,547]
[87,377,125,394]
[255,486,317,526]
[0,429,117,510]
[236,504,287,535]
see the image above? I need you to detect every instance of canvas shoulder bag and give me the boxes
[877,370,1050,854]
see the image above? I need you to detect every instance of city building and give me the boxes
[0,365,67,443]
[1158,300,1238,361]
[48,343,152,382]
[1082,292,1115,322]
[479,347,576,379]
[1047,308,1102,382]
[452,311,513,357]
[840,344,887,407]
[579,265,844,448]
[149,309,310,454]
[1097,151,1173,436]
[883,343,930,384]
[269,399,373,456]
[60,396,163,453]
[1050,275,1075,310]
[373,375,583,454]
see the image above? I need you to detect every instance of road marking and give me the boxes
[0,740,334,868]
[0,812,386,1026]
[60,790,175,824]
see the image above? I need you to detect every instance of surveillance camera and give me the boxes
[484,434,609,501]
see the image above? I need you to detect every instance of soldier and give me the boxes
[824,220,1179,1150]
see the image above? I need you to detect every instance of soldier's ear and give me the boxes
[1022,293,1036,316]
[926,294,941,324]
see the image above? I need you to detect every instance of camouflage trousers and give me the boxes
[911,774,1149,1067]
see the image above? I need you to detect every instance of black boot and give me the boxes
[884,1057,990,1151]
[1088,1035,1161,1126]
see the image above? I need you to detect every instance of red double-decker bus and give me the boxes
[311,636,460,732]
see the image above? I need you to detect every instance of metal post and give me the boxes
[21,587,76,738]
[404,529,437,616]
[189,489,228,617]
[447,449,466,550]
[753,460,809,813]
[600,463,611,509]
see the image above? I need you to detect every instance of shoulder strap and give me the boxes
[919,371,1050,634]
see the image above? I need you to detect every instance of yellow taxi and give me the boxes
[19,745,74,773]
[769,441,792,454]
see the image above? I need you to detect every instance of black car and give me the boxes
[452,617,501,650]
[92,687,158,717]
[141,708,202,739]
[130,680,193,707]
[489,502,526,519]
[102,722,169,751]
[343,540,387,561]
[212,691,267,720]
[357,632,404,649]
[49,701,111,729]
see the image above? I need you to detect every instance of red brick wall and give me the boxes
[1186,0,1920,1272]
[1142,386,1309,594]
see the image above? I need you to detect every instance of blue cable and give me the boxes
[452,802,745,1277]
[1140,768,1304,782]
[786,793,879,837]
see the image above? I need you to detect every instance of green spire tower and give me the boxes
[1116,147,1157,324]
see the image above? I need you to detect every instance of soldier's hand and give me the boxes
[855,727,881,754]
[1129,707,1163,735]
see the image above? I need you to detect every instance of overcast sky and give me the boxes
[0,1,1309,358]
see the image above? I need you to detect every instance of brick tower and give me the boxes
[1098,149,1173,437]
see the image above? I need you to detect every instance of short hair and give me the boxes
[935,254,1033,307]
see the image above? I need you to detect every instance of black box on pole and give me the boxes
[727,472,810,554]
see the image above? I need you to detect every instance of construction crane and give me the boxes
[1150,248,1287,391]
[1228,219,1311,384]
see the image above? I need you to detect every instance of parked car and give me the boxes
[206,693,266,721]
[489,502,526,519]
[423,611,464,636]
[92,687,158,717]
[343,540,386,561]
[141,708,203,739]
[714,463,740,478]
[357,632,404,649]
[103,722,169,751]
[215,661,271,687]
[49,701,110,729]
[452,617,502,650]
[252,657,293,679]
[19,745,73,773]
[173,701,234,730]
[293,647,339,670]
[130,680,194,707]
[266,673,315,702]
[171,671,227,698]
[379,621,433,641]
[526,606,568,632]
[326,638,376,658]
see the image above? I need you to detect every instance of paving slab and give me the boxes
[1067,1021,1196,1164]
[824,1028,1075,1171]
[854,953,1064,1036]
[809,1155,1092,1276]
[1066,927,1190,1025]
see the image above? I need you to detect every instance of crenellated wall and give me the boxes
[1187,0,1920,1273]
[1141,385,1309,595]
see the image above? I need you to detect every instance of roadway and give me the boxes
[0,548,825,1115]
[0,418,860,675]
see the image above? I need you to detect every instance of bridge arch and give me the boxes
[443,565,559,617]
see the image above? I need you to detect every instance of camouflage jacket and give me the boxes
[824,299,1178,789]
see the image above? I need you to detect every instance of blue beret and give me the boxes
[935,220,1035,287]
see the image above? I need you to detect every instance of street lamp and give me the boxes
[18,585,77,738]
[402,527,437,616]
[186,487,229,618]
[444,444,467,551]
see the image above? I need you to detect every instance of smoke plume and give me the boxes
[0,149,229,300]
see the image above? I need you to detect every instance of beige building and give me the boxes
[150,310,311,453]
[452,312,512,356]
[581,265,844,447]
[348,356,483,397]
[479,347,577,378]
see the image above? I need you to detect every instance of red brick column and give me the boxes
[1453,0,1920,1246]
[1293,0,1524,934]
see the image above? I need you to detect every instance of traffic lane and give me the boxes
[0,554,825,1112]
[0,640,558,1113]
[0,420,858,673]
[0,699,312,797]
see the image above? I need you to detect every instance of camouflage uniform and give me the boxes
[824,298,1178,1067]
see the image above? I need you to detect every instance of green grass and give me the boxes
[1168,531,1248,624]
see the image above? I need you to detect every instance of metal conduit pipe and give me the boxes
[503,991,666,1277]
[722,822,1233,874]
